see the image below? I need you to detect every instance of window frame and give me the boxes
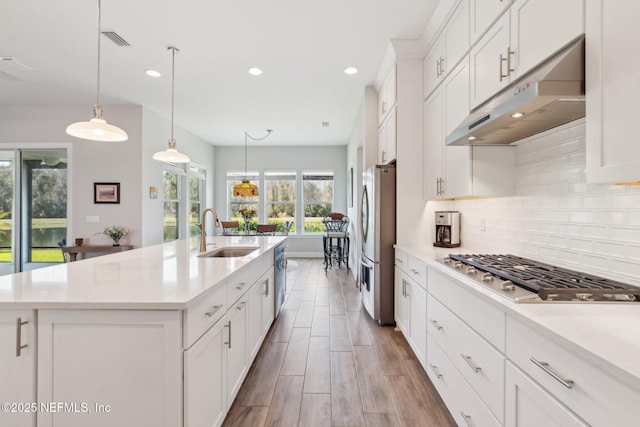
[302,170,334,234]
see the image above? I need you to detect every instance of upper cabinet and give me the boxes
[470,0,584,109]
[378,65,397,164]
[424,0,470,99]
[469,0,513,45]
[585,0,640,184]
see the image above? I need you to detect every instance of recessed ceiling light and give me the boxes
[145,69,161,78]
[468,136,477,141]
[344,67,358,75]
[248,67,263,76]
[322,122,330,127]
[511,112,524,118]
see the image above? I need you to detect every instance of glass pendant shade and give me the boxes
[233,179,259,197]
[153,139,190,163]
[66,107,128,142]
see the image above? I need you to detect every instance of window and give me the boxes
[163,169,182,241]
[189,165,206,237]
[303,171,333,233]
[265,171,296,233]
[227,171,259,231]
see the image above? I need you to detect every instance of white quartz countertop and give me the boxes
[0,236,286,310]
[395,244,640,392]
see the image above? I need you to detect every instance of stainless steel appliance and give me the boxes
[360,164,396,324]
[434,211,460,248]
[439,254,640,303]
[274,242,287,317]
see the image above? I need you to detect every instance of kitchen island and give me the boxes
[395,244,640,427]
[0,235,286,427]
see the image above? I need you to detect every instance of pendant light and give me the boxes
[233,130,273,197]
[66,0,128,142]
[153,47,190,163]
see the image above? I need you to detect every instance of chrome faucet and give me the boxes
[200,208,221,253]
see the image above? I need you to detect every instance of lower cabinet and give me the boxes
[37,310,183,427]
[505,361,588,427]
[184,318,226,427]
[225,298,249,407]
[0,310,36,427]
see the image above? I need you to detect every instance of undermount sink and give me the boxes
[198,246,259,258]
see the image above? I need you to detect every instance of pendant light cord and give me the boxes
[244,129,273,179]
[96,0,101,108]
[170,47,177,141]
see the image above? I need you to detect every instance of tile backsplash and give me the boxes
[428,119,640,285]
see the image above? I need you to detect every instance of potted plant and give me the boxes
[101,225,129,246]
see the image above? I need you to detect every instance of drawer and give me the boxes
[406,256,427,290]
[426,335,502,427]
[394,249,408,270]
[227,268,252,307]
[428,296,505,422]
[506,316,637,427]
[183,281,228,348]
[429,267,505,351]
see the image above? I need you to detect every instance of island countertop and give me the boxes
[0,236,286,310]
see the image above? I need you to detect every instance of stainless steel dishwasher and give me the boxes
[274,242,287,317]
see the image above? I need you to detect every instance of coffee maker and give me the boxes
[434,211,461,248]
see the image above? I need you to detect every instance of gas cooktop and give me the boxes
[438,254,640,303]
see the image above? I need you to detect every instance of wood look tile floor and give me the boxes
[223,259,456,427]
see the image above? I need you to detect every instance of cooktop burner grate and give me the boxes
[446,254,640,302]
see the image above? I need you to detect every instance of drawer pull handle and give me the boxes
[429,364,443,379]
[224,321,231,349]
[235,282,247,290]
[461,354,482,372]
[430,319,443,330]
[410,268,420,276]
[16,317,28,357]
[205,304,223,318]
[395,258,404,263]
[530,357,574,389]
[460,411,475,427]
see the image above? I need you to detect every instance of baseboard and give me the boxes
[285,252,324,258]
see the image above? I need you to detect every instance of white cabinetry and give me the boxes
[586,0,640,184]
[424,0,470,99]
[424,60,515,200]
[184,318,226,427]
[469,0,512,45]
[378,65,397,164]
[37,310,182,427]
[394,250,427,368]
[470,0,584,109]
[260,268,275,337]
[506,315,637,426]
[505,362,588,427]
[0,310,35,427]
[224,298,248,407]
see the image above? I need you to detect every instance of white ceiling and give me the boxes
[0,0,438,146]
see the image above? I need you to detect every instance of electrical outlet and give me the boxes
[86,216,100,224]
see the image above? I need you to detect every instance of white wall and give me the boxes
[0,105,215,250]
[214,145,347,257]
[426,120,640,286]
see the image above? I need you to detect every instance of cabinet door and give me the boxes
[385,109,396,163]
[261,269,275,336]
[184,318,226,427]
[225,300,248,406]
[470,12,511,109]
[394,267,409,335]
[470,0,512,44]
[378,120,387,164]
[247,281,263,362]
[0,310,35,427]
[423,90,444,200]
[586,0,640,184]
[408,281,427,368]
[511,0,584,79]
[442,0,470,75]
[379,66,397,124]
[37,310,182,427]
[505,362,588,427]
[424,38,443,99]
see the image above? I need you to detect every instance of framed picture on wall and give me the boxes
[94,182,120,204]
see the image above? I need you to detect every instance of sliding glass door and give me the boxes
[0,149,68,275]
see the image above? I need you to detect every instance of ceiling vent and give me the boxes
[322,122,330,127]
[101,31,130,46]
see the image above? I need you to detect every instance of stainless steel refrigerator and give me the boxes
[360,164,396,325]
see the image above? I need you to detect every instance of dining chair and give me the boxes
[221,221,240,235]
[256,224,277,235]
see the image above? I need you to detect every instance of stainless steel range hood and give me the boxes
[446,36,585,146]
